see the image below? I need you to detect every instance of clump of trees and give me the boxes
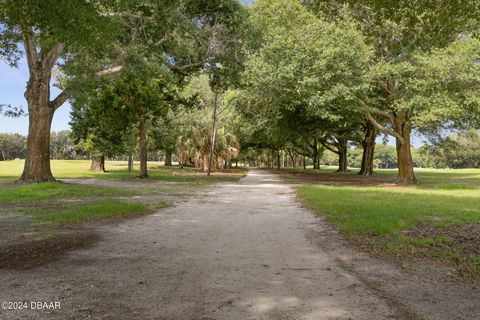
[418,130,480,169]
[0,133,26,160]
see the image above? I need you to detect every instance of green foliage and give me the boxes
[0,0,120,67]
[419,130,480,169]
[175,74,240,170]
[236,0,372,163]
[0,133,26,160]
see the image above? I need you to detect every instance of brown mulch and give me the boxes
[0,231,100,269]
[406,223,480,256]
[271,169,399,187]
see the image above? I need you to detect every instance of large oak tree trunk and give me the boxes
[90,156,106,172]
[138,119,148,178]
[393,111,416,184]
[164,151,173,166]
[18,79,55,183]
[359,121,376,176]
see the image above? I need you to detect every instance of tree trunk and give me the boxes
[359,120,376,176]
[277,150,281,170]
[164,151,172,166]
[394,111,416,184]
[127,147,134,172]
[138,119,148,178]
[90,156,105,172]
[18,85,55,183]
[303,155,306,170]
[312,150,320,170]
[208,94,218,176]
[289,153,296,168]
[337,139,348,172]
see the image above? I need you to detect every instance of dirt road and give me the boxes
[1,170,478,319]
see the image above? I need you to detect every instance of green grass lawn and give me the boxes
[0,182,135,202]
[0,159,244,183]
[24,200,149,224]
[0,160,243,227]
[296,167,480,276]
[297,185,480,235]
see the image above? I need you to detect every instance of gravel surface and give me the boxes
[1,170,478,320]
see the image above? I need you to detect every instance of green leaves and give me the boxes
[238,0,372,149]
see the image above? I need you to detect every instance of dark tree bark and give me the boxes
[359,120,377,176]
[90,156,106,172]
[313,154,320,170]
[164,151,172,166]
[303,155,306,170]
[336,138,348,172]
[138,119,148,178]
[312,138,321,170]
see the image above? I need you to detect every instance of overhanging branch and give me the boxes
[364,111,404,144]
[49,90,70,110]
[95,66,124,77]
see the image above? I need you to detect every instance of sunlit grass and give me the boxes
[0,160,244,183]
[297,185,480,236]
[0,182,135,202]
[296,170,480,274]
[24,200,149,224]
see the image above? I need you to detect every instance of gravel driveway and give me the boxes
[1,170,478,320]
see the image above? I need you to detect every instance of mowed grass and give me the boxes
[0,160,244,183]
[0,182,135,202]
[297,185,480,236]
[296,167,480,275]
[25,200,149,224]
[0,160,235,226]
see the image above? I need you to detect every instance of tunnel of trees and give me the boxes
[1,0,479,184]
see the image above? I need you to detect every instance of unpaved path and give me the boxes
[0,170,478,320]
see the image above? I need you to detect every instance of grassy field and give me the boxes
[0,159,243,183]
[0,160,244,225]
[294,167,480,276]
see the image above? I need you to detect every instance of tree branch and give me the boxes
[21,28,38,72]
[321,141,339,154]
[95,66,124,77]
[374,80,392,94]
[365,111,404,144]
[41,43,64,76]
[357,98,392,120]
[166,62,204,73]
[49,90,70,110]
